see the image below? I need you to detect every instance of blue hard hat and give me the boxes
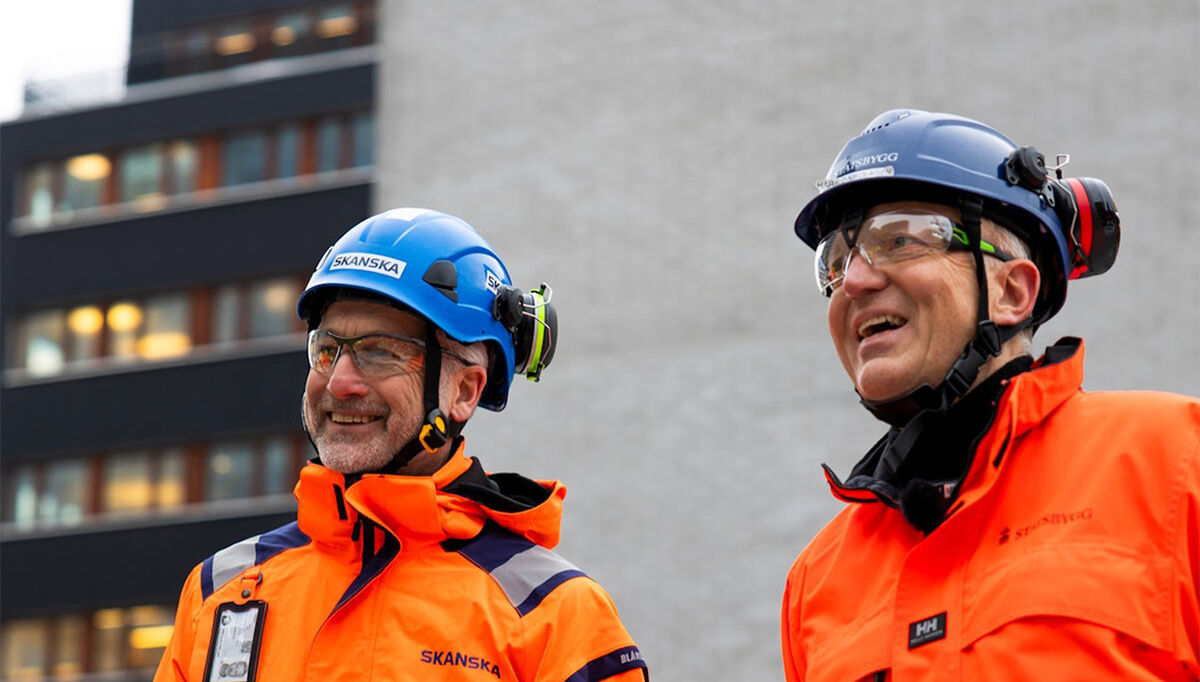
[298,208,517,411]
[794,109,1073,324]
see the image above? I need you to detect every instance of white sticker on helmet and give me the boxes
[484,269,502,294]
[330,252,407,279]
[382,207,432,222]
[815,166,895,192]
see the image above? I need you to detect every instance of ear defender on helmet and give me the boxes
[493,284,557,382]
[1004,146,1121,281]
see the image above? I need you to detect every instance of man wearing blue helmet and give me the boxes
[781,111,1199,680]
[156,208,647,682]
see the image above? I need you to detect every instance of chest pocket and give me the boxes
[961,540,1171,651]
[802,599,894,682]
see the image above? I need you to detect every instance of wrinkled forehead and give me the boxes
[319,298,427,338]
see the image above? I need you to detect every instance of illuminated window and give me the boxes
[206,441,254,501]
[248,277,298,338]
[223,129,267,186]
[316,117,342,172]
[107,300,144,360]
[215,20,257,67]
[50,614,86,679]
[22,161,56,226]
[103,451,153,512]
[167,139,199,194]
[60,153,110,213]
[127,606,173,668]
[2,462,37,527]
[272,11,312,56]
[276,123,301,179]
[212,284,242,343]
[15,309,66,376]
[66,305,104,363]
[91,608,124,672]
[120,143,164,205]
[316,4,358,42]
[139,292,192,360]
[1,618,48,680]
[352,111,374,167]
[39,459,89,525]
[158,448,188,508]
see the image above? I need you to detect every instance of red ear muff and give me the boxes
[1057,177,1120,279]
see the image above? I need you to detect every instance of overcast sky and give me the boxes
[0,0,132,122]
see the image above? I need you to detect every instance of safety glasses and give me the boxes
[307,330,472,378]
[815,211,1015,296]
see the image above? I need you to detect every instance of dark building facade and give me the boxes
[1,1,376,677]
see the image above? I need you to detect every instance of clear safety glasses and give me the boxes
[814,211,1015,296]
[307,330,473,378]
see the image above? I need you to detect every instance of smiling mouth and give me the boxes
[858,315,907,340]
[329,413,381,424]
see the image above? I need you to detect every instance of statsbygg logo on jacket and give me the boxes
[420,649,502,678]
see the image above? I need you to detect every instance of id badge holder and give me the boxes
[203,600,267,682]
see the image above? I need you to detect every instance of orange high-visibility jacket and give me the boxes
[782,338,1200,681]
[155,444,647,682]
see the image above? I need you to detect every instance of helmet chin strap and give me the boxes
[379,322,465,474]
[859,198,1029,428]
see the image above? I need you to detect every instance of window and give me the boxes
[126,606,174,669]
[39,458,89,526]
[167,139,199,194]
[206,441,255,501]
[66,305,104,363]
[212,284,242,344]
[103,451,153,512]
[272,11,312,57]
[15,309,66,377]
[352,111,374,167]
[120,143,164,204]
[50,614,86,679]
[316,4,358,48]
[248,276,299,338]
[263,436,294,495]
[139,292,192,360]
[106,300,143,361]
[2,462,37,527]
[215,20,257,68]
[1,618,47,680]
[157,448,188,507]
[276,122,302,180]
[60,153,110,213]
[316,116,343,172]
[222,129,267,186]
[22,161,55,228]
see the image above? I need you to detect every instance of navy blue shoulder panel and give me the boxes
[200,521,310,599]
[453,527,587,616]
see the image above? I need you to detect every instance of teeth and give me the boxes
[331,413,377,424]
[858,315,906,339]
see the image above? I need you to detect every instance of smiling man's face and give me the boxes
[302,300,426,474]
[826,201,983,402]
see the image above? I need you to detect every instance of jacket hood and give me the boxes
[296,439,566,552]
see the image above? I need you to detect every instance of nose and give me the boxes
[839,245,887,298]
[324,347,370,399]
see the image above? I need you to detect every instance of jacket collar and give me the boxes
[825,337,1086,513]
[295,439,567,552]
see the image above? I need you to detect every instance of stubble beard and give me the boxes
[302,392,421,474]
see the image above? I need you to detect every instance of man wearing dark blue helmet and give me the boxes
[156,208,647,682]
[781,111,1199,680]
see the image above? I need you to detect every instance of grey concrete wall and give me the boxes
[377,2,1200,680]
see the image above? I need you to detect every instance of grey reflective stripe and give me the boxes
[490,545,578,609]
[210,534,261,592]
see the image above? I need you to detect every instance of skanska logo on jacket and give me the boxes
[421,650,501,678]
[329,252,406,279]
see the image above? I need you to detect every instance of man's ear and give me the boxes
[990,258,1040,326]
[446,364,488,423]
